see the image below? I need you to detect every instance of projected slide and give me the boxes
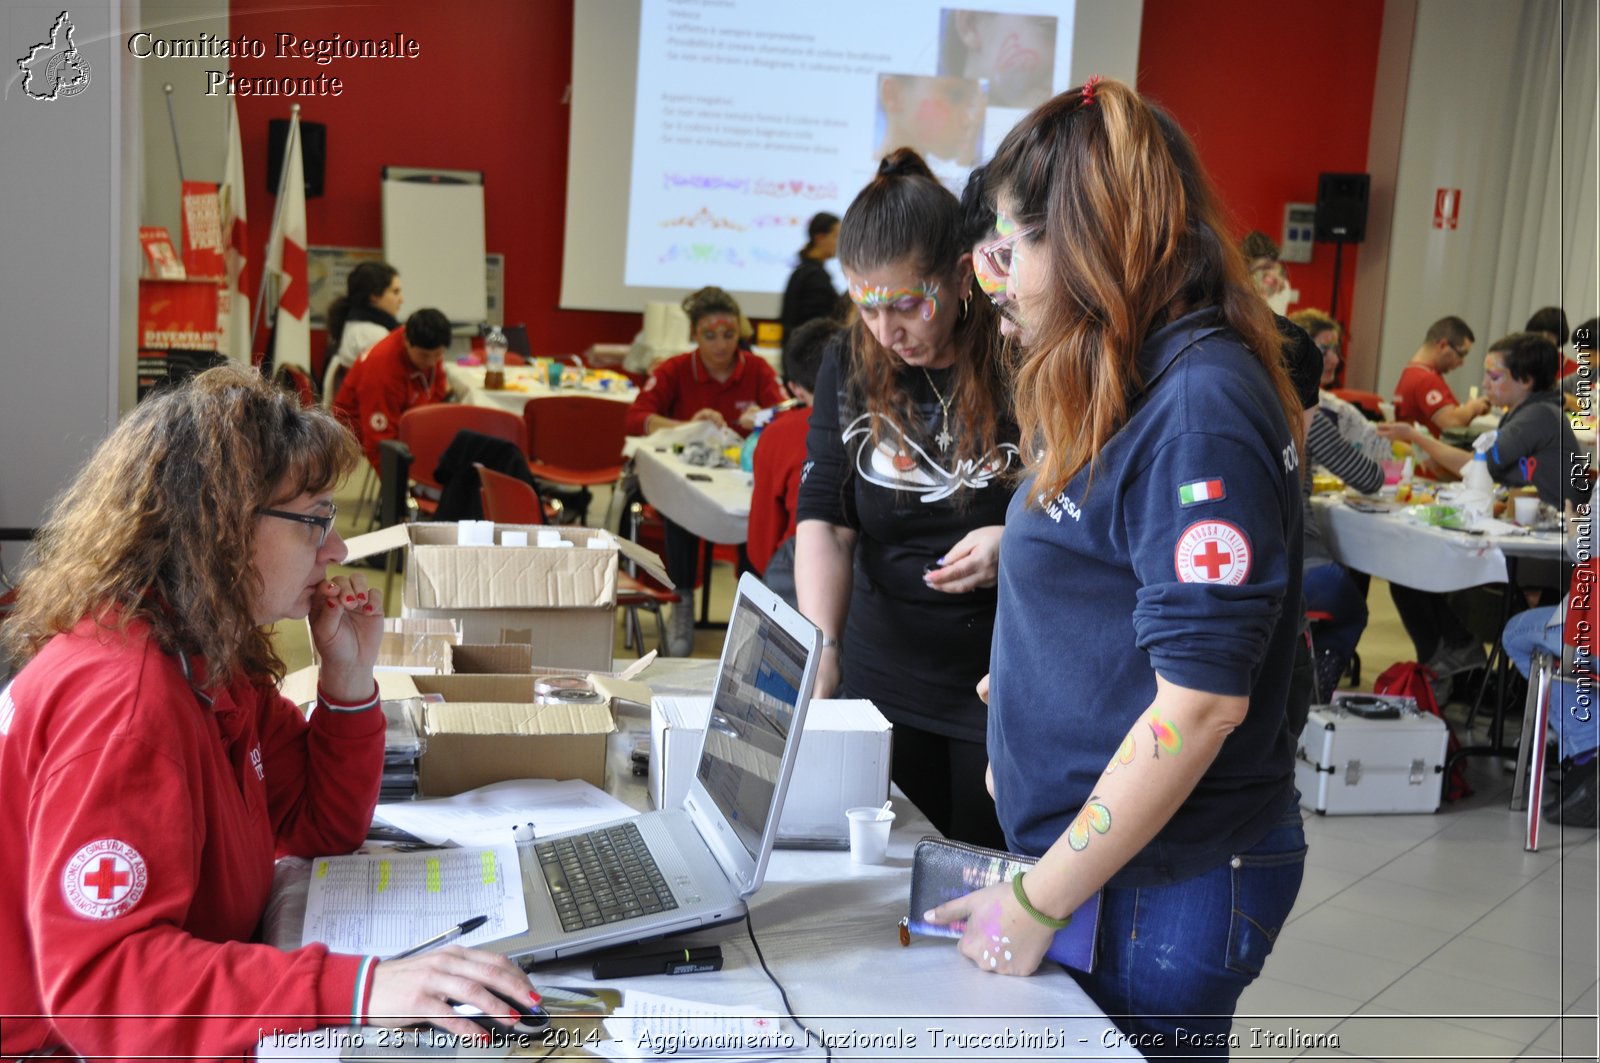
[625,1,1073,294]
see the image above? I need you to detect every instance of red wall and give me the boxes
[230,0,638,365]
[230,0,1387,365]
[1136,0,1385,330]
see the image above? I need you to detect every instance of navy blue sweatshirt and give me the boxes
[988,309,1302,886]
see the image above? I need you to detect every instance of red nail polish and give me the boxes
[364,604,375,613]
[529,991,542,1003]
[345,595,355,603]
[325,600,337,608]
[356,593,366,601]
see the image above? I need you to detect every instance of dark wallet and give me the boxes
[905,836,1101,973]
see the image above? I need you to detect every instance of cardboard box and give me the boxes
[409,673,615,795]
[308,617,461,674]
[344,523,668,673]
[650,697,892,847]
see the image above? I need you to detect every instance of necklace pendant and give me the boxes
[936,427,952,452]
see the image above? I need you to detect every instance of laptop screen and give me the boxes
[694,593,810,861]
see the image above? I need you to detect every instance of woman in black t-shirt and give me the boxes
[795,149,1015,848]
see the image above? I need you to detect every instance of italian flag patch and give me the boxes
[1178,479,1225,506]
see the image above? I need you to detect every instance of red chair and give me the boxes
[1330,388,1386,422]
[522,395,630,525]
[396,404,526,518]
[476,463,679,656]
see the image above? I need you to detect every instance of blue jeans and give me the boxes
[1075,796,1307,1058]
[1302,562,1368,662]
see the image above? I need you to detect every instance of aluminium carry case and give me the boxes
[1294,693,1448,815]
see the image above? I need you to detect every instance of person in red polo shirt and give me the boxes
[625,287,784,654]
[334,308,452,470]
[749,318,838,608]
[1391,315,1492,439]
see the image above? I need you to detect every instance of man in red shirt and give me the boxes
[749,320,837,606]
[334,308,452,469]
[1391,315,1492,437]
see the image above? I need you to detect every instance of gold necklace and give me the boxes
[920,366,953,452]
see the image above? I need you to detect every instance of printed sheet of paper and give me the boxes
[598,990,801,1060]
[372,778,638,847]
[300,844,526,956]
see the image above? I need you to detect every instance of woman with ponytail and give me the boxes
[795,148,1016,849]
[322,261,402,403]
[925,80,1307,1054]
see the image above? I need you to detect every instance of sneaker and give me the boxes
[1428,640,1488,678]
[1546,758,1599,828]
[663,601,695,658]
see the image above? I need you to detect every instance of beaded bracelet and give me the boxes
[1012,871,1072,930]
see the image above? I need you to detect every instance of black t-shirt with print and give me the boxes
[797,338,1019,740]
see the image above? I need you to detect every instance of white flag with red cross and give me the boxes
[265,108,310,372]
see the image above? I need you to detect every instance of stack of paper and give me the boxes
[598,991,803,1063]
[372,779,639,848]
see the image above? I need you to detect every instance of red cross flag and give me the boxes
[264,106,310,372]
[218,98,251,364]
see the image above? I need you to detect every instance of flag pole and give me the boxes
[249,104,300,356]
[162,83,185,183]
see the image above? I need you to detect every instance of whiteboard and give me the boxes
[381,173,487,324]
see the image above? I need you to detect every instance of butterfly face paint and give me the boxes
[848,280,942,323]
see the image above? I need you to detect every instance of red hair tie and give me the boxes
[1081,74,1104,106]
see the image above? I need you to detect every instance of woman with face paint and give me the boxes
[925,80,1309,1054]
[624,286,785,655]
[795,148,1016,849]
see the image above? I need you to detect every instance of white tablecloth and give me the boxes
[633,445,752,545]
[446,362,636,414]
[1311,493,1567,592]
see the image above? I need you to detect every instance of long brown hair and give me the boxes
[985,79,1301,504]
[837,148,1008,475]
[3,365,358,685]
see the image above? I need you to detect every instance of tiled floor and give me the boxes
[284,484,1600,1061]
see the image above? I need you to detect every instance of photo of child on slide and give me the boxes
[872,73,987,168]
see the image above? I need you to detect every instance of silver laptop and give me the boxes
[492,573,819,963]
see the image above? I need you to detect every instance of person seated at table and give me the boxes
[1377,333,1585,685]
[796,148,1015,849]
[624,287,785,655]
[333,308,452,471]
[1501,492,1597,827]
[1378,332,1584,509]
[1291,308,1390,476]
[749,318,837,610]
[1391,315,1492,440]
[1526,306,1572,374]
[0,366,535,1059]
[321,261,402,405]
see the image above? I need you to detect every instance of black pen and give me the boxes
[390,914,489,959]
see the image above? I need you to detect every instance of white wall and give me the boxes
[138,0,230,248]
[1375,0,1575,396]
[0,1,139,555]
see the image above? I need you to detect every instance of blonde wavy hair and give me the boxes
[3,365,358,685]
[985,79,1302,504]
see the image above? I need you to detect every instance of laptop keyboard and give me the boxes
[535,821,679,932]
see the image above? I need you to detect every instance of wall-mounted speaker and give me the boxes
[267,119,326,199]
[1315,173,1370,243]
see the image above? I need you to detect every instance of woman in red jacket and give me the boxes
[0,366,533,1059]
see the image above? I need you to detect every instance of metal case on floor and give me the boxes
[1294,694,1448,815]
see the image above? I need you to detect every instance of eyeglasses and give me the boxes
[258,504,337,548]
[1315,341,1342,357]
[976,224,1040,280]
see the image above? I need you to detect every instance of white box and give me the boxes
[1295,695,1448,815]
[650,697,891,847]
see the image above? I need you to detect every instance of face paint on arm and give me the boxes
[1066,797,1112,851]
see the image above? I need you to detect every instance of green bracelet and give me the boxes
[1012,871,1072,930]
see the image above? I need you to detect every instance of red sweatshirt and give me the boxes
[333,327,449,469]
[0,618,384,1060]
[747,406,811,574]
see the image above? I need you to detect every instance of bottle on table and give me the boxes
[484,326,508,390]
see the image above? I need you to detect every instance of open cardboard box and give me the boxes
[342,522,668,673]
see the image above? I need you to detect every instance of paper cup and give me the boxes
[1513,495,1541,526]
[846,806,894,864]
[501,530,529,547]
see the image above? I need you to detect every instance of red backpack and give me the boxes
[1374,661,1473,801]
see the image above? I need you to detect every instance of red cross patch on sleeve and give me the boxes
[1174,520,1252,585]
[62,839,149,920]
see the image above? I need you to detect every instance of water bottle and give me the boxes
[1459,432,1496,519]
[484,326,508,390]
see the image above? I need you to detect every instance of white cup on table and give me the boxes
[1513,494,1541,526]
[846,806,894,864]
